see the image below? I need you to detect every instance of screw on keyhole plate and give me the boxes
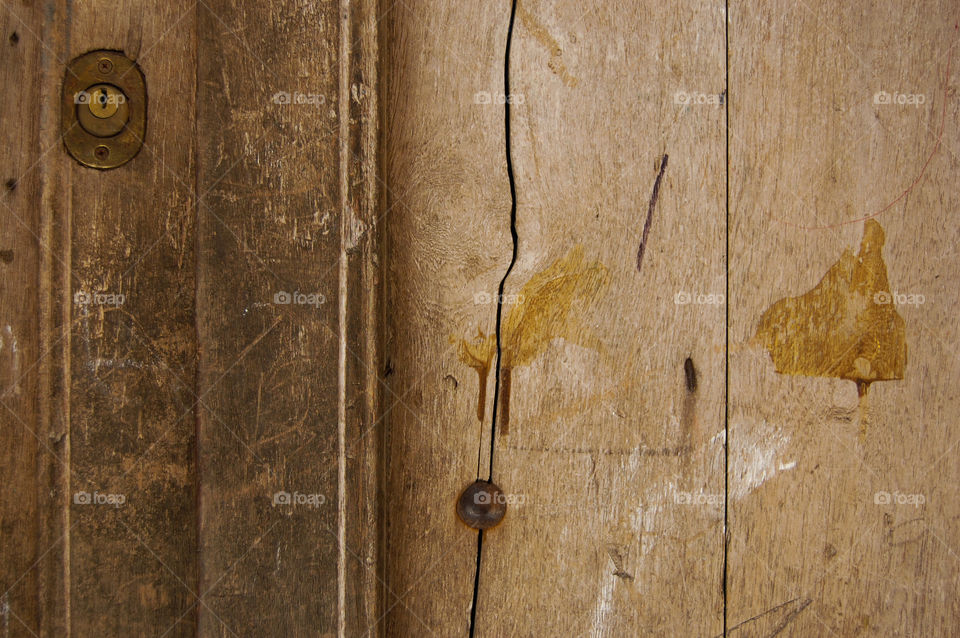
[456,480,507,530]
[62,50,145,169]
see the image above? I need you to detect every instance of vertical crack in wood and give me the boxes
[470,1,519,635]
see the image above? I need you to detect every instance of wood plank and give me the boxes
[0,3,47,636]
[472,1,727,635]
[58,2,200,636]
[195,0,380,634]
[382,1,726,635]
[340,0,383,634]
[380,1,517,634]
[729,2,960,634]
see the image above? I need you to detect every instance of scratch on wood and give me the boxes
[606,545,634,581]
[723,597,812,636]
[767,598,813,636]
[637,154,668,271]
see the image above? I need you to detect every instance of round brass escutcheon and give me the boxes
[62,50,146,169]
[77,84,129,138]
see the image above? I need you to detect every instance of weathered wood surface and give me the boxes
[380,2,514,634]
[2,0,959,636]
[382,1,726,635]
[0,0,380,635]
[1,3,47,636]
[61,3,201,636]
[195,0,380,635]
[728,1,960,635]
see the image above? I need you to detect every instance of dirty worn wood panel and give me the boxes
[196,0,380,635]
[383,1,726,635]
[53,2,202,636]
[340,1,383,634]
[380,2,516,634]
[472,2,727,636]
[729,2,960,635]
[0,3,47,636]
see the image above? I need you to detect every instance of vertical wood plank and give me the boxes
[0,3,46,636]
[382,1,726,635]
[196,0,379,634]
[472,1,726,635]
[341,0,383,633]
[380,2,515,634]
[729,1,960,634]
[58,2,200,635]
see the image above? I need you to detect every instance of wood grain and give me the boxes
[0,3,46,636]
[60,2,200,635]
[196,0,379,635]
[380,2,516,634]
[2,1,958,635]
[474,1,726,635]
[729,1,960,635]
[382,1,726,635]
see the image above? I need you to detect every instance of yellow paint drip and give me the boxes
[755,219,906,397]
[455,245,609,433]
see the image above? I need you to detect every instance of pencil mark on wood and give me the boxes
[766,597,813,636]
[637,154,668,271]
[505,443,692,457]
[888,517,926,546]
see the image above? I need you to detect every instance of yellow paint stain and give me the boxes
[455,245,609,434]
[755,220,906,424]
[516,0,579,88]
[500,245,608,369]
[454,327,497,422]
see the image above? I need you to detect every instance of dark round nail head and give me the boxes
[456,480,506,530]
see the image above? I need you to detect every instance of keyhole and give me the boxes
[85,84,122,120]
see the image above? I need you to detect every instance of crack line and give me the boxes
[469,0,519,635]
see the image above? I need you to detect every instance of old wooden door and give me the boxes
[2,0,958,636]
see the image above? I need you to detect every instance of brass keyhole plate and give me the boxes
[62,50,146,170]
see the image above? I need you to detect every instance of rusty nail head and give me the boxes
[94,145,109,160]
[456,480,507,530]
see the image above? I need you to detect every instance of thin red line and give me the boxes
[772,22,958,231]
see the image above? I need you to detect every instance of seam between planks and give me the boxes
[723,1,731,636]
